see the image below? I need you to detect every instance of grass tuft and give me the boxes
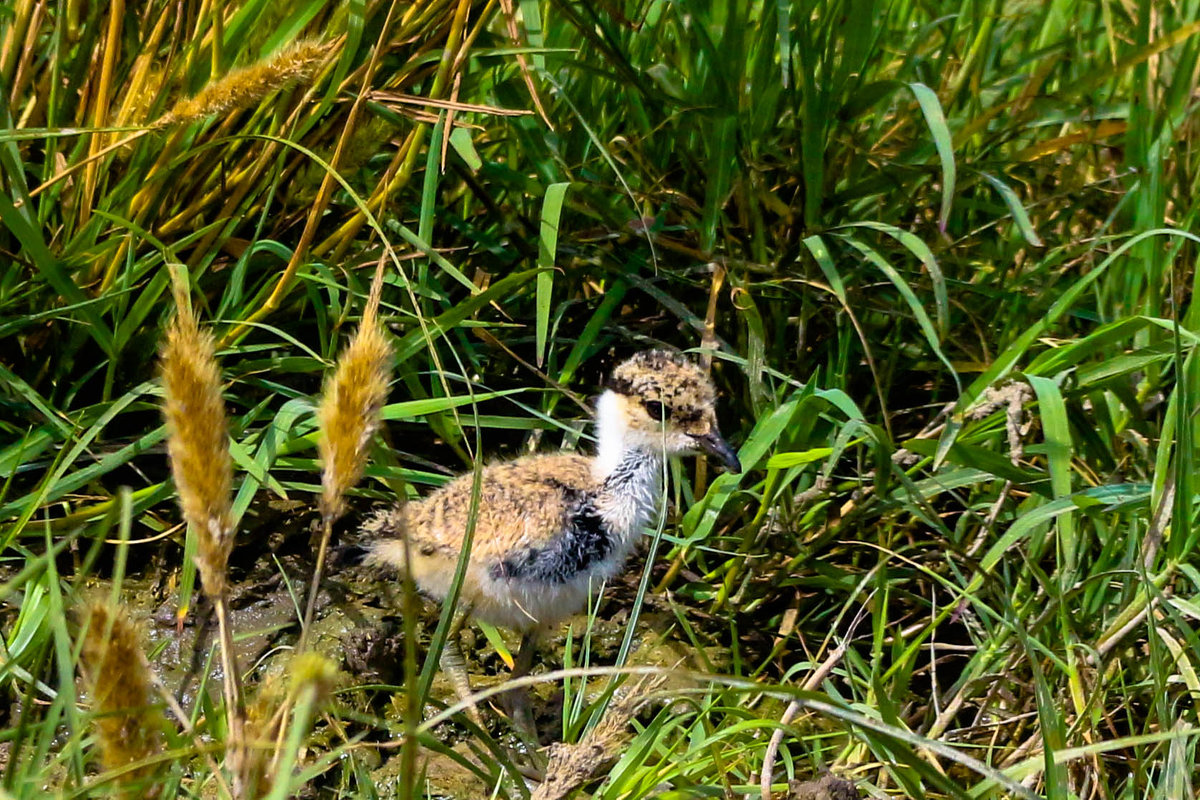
[533,675,663,800]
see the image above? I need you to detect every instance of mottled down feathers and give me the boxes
[366,349,739,631]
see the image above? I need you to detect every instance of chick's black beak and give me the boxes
[693,430,742,473]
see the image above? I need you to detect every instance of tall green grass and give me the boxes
[2,0,1200,796]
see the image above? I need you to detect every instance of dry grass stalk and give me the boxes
[160,297,248,795]
[760,620,857,800]
[301,263,393,645]
[532,675,665,800]
[156,39,329,127]
[80,602,166,793]
[241,669,288,799]
[160,303,234,600]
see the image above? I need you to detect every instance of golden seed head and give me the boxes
[239,653,343,797]
[242,670,287,799]
[158,39,330,126]
[289,652,342,703]
[161,306,234,600]
[317,320,393,521]
[80,602,166,789]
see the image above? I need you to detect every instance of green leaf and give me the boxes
[979,171,1043,247]
[841,220,949,338]
[1028,375,1077,577]
[448,127,482,171]
[537,182,570,367]
[391,269,540,364]
[841,234,961,393]
[909,82,956,231]
[766,447,832,469]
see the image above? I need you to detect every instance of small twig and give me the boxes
[758,642,851,800]
[1095,590,1165,659]
[1140,469,1175,571]
[472,327,591,413]
[298,514,334,651]
[758,601,871,800]
[214,596,247,798]
[146,655,235,800]
[694,261,726,498]
[267,685,298,779]
[28,129,151,199]
[495,0,552,128]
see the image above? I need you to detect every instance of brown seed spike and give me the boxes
[80,602,167,791]
[161,305,234,600]
[156,39,330,127]
[317,318,393,521]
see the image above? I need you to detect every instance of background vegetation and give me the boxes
[2,0,1199,797]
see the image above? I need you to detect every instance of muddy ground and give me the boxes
[96,496,773,797]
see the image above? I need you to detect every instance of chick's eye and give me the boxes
[642,400,667,421]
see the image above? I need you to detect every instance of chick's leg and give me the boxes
[506,630,539,739]
[439,605,484,726]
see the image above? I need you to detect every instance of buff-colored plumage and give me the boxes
[161,305,234,600]
[317,319,393,521]
[367,351,741,631]
[80,602,166,790]
[365,350,742,726]
[367,453,599,630]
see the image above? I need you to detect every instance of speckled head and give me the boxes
[602,350,741,472]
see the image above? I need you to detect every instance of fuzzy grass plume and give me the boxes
[80,602,166,793]
[316,315,393,522]
[160,303,234,600]
[157,39,329,126]
[301,304,392,645]
[160,297,248,792]
[242,653,343,798]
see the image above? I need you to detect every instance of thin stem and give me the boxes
[400,521,422,800]
[299,515,334,652]
[146,654,235,800]
[214,595,246,798]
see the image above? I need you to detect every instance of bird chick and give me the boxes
[364,349,741,725]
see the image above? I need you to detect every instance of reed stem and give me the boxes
[214,596,247,798]
[298,515,334,651]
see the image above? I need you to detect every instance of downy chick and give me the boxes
[364,349,741,723]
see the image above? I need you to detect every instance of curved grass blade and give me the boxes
[979,171,1044,247]
[841,220,949,338]
[909,82,956,232]
[537,182,570,368]
[840,234,961,393]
